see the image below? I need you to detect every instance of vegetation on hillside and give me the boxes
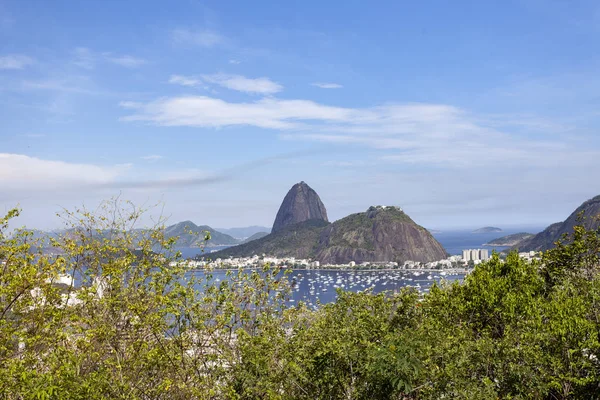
[2,200,600,399]
[163,221,240,247]
[240,231,270,244]
[211,219,330,259]
[484,232,534,247]
[516,195,600,252]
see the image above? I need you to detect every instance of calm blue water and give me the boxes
[170,228,547,305]
[176,245,231,259]
[189,269,466,307]
[432,228,542,255]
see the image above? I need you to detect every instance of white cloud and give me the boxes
[141,155,163,161]
[229,59,241,64]
[0,54,34,69]
[121,96,349,129]
[169,75,202,87]
[311,82,343,89]
[201,73,283,94]
[169,73,281,94]
[121,93,600,169]
[106,55,147,68]
[72,48,146,69]
[0,154,126,189]
[171,29,225,47]
[119,101,142,109]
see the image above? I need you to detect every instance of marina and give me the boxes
[190,268,467,307]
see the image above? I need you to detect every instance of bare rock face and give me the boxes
[516,195,600,252]
[314,206,448,264]
[272,182,329,233]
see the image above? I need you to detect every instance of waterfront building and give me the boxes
[462,249,490,262]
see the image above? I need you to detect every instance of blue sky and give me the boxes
[1,0,600,230]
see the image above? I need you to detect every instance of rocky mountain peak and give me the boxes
[272,182,329,233]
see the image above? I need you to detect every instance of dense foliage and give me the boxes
[1,201,599,399]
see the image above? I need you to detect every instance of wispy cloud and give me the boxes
[311,82,343,89]
[141,155,164,161]
[120,94,598,169]
[0,153,127,189]
[171,28,225,47]
[106,54,147,68]
[0,54,34,70]
[72,48,147,69]
[168,75,202,87]
[121,95,348,129]
[21,78,101,95]
[201,73,283,94]
[229,59,241,64]
[98,149,319,190]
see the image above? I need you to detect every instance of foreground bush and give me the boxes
[1,201,599,399]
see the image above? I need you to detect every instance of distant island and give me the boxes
[472,226,502,233]
[484,232,534,247]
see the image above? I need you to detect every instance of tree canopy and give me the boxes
[1,201,599,399]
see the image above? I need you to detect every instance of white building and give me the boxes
[462,249,490,262]
[462,249,471,261]
[479,249,489,260]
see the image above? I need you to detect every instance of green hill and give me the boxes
[241,231,269,243]
[314,206,447,264]
[484,232,534,247]
[164,221,240,247]
[515,195,600,252]
[210,219,329,259]
[210,206,448,264]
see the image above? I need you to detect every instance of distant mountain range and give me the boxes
[20,222,271,250]
[241,231,270,243]
[211,182,447,264]
[164,221,240,247]
[214,226,271,239]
